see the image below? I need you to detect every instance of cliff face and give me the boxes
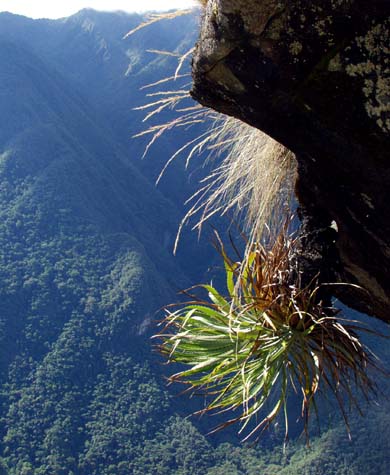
[191,0,390,321]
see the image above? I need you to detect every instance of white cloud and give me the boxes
[0,0,196,19]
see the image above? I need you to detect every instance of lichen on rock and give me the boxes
[344,20,390,133]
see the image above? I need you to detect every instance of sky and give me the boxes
[0,0,197,19]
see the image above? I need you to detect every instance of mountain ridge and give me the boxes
[0,9,389,475]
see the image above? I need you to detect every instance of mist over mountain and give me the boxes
[0,9,390,475]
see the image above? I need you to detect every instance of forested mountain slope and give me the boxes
[0,9,389,475]
[0,23,189,474]
[0,9,201,205]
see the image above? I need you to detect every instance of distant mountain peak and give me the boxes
[69,8,139,20]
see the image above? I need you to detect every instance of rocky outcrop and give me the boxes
[191,0,390,321]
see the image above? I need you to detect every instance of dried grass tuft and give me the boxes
[179,117,296,250]
[135,91,296,252]
[128,5,296,252]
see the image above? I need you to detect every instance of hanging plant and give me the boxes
[156,225,380,441]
